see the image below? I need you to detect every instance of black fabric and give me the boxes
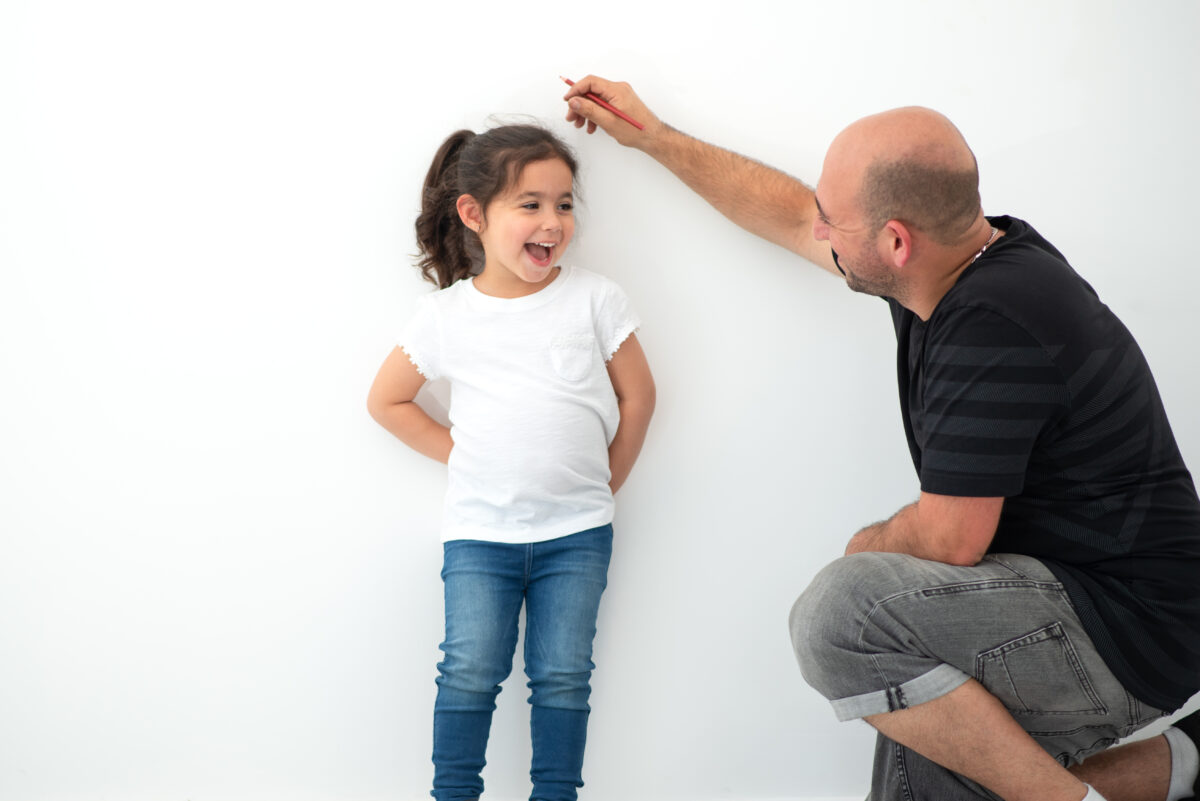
[889,216,1200,711]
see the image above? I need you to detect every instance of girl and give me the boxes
[368,124,655,801]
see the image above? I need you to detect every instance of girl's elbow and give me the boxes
[615,377,655,413]
[629,389,656,422]
[366,390,384,422]
[366,392,397,426]
[642,382,657,414]
[640,375,657,409]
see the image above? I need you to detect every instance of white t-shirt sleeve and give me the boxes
[398,295,442,380]
[596,278,641,361]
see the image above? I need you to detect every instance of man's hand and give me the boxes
[846,492,1004,566]
[563,76,663,151]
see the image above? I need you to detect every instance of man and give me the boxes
[563,77,1200,801]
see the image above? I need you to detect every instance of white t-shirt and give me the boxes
[399,265,640,544]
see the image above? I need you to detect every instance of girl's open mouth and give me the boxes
[525,242,553,266]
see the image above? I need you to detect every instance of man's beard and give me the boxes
[831,248,901,300]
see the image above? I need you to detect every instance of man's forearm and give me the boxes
[640,124,831,269]
[845,494,999,567]
[846,502,922,557]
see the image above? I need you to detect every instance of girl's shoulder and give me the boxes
[416,275,474,308]
[561,265,627,297]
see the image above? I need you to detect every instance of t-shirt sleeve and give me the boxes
[594,277,641,362]
[917,308,1069,497]
[397,295,442,381]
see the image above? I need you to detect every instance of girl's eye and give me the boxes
[522,203,539,210]
[558,203,574,212]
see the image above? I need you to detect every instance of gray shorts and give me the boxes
[789,552,1167,800]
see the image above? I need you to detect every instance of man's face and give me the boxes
[813,172,899,299]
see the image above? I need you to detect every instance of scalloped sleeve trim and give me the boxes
[603,322,639,363]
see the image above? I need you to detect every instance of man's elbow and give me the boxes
[928,530,991,567]
[942,548,987,567]
[938,537,991,567]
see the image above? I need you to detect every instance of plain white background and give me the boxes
[2,1,1198,799]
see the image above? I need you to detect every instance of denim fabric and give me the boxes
[789,552,1167,800]
[432,525,613,801]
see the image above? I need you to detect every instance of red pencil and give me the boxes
[560,76,645,131]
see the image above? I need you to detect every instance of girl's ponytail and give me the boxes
[415,130,479,289]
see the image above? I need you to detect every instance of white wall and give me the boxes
[2,1,1198,799]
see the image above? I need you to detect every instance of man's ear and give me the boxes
[456,194,484,233]
[881,219,913,269]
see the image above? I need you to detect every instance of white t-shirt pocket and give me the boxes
[549,331,596,382]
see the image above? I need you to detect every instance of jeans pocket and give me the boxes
[974,622,1107,716]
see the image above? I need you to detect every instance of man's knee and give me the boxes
[790,556,866,676]
[788,552,910,693]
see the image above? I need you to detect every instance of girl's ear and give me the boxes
[456,194,484,233]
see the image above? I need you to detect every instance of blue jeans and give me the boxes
[789,552,1167,800]
[432,524,613,801]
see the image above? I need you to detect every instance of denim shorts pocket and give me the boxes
[974,622,1107,717]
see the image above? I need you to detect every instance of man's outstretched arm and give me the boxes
[564,75,838,276]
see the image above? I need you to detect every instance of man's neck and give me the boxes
[906,219,1001,321]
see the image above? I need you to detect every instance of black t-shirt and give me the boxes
[889,215,1200,711]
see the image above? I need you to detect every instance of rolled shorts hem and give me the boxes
[829,663,971,722]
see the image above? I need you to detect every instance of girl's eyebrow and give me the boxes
[514,190,574,201]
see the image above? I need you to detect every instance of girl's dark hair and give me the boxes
[415,124,578,289]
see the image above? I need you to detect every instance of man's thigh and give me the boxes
[790,552,1166,767]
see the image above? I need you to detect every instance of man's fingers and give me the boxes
[566,95,612,135]
[564,74,614,102]
[563,75,651,145]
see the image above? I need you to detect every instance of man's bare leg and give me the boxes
[865,678,1089,801]
[1069,735,1170,801]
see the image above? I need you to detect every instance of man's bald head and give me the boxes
[826,107,981,245]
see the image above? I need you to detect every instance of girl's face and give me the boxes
[468,158,575,297]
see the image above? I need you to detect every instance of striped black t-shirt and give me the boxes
[890,215,1200,711]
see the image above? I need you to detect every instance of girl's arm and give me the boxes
[367,347,452,464]
[606,334,656,494]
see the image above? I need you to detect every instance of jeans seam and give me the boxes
[859,587,932,699]
[921,578,1062,597]
[894,739,915,801]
